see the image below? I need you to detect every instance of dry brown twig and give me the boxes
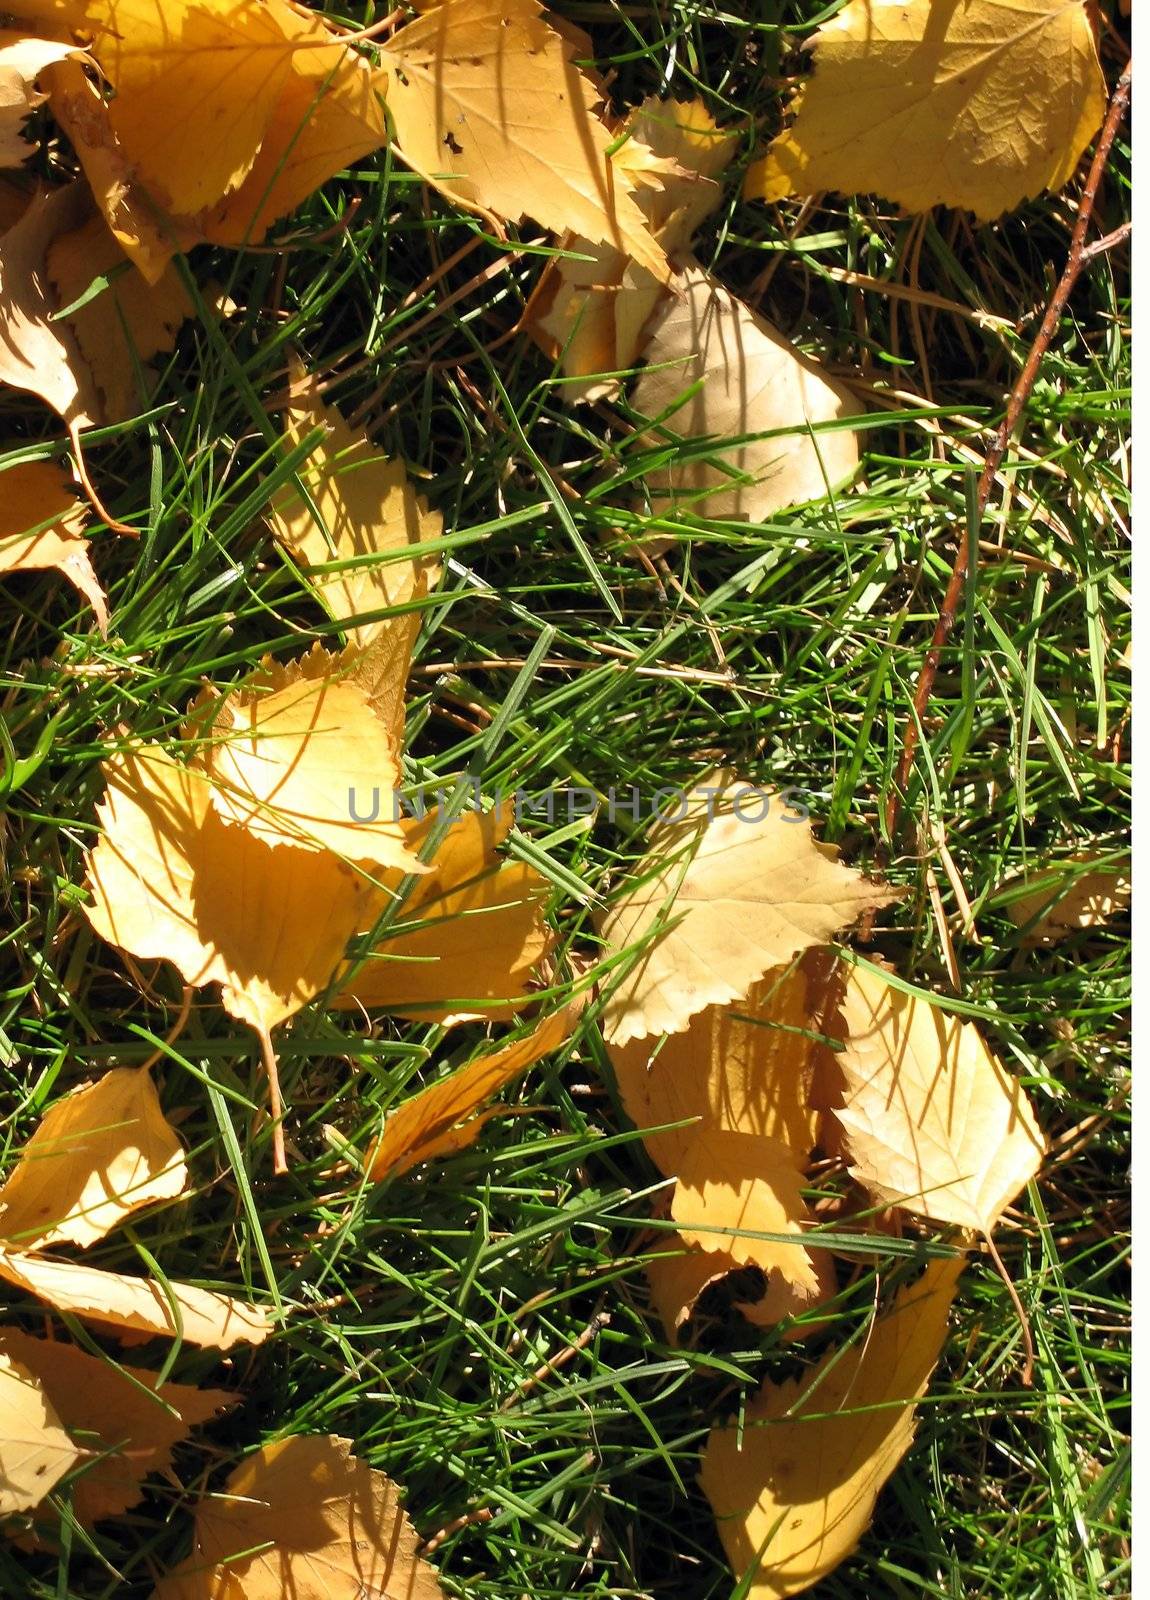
[885,62,1133,840]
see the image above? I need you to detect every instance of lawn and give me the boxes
[0,2,1131,1597]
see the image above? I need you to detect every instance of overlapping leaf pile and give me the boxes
[0,0,1119,1593]
[600,777,1046,1595]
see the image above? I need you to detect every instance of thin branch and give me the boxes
[885,63,1132,838]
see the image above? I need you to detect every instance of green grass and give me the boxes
[0,2,1131,1596]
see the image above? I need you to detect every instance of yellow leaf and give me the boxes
[1003,858,1131,945]
[646,1234,836,1341]
[598,775,891,1046]
[84,745,378,1035]
[0,181,99,426]
[671,1128,819,1298]
[379,0,670,283]
[194,653,419,868]
[524,95,739,402]
[744,0,1106,221]
[833,965,1045,1233]
[0,31,86,167]
[631,263,862,522]
[201,2,387,247]
[335,808,551,1022]
[608,951,843,1176]
[47,208,193,425]
[0,1067,186,1251]
[0,1347,79,1517]
[0,1247,272,1347]
[0,1329,230,1527]
[43,7,384,278]
[337,599,426,749]
[365,999,583,1180]
[699,1256,964,1598]
[0,174,32,230]
[152,1434,444,1600]
[43,59,183,286]
[77,0,300,214]
[268,365,442,647]
[0,460,107,632]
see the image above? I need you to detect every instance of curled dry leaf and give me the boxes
[0,1247,272,1347]
[268,364,443,648]
[0,1346,79,1518]
[745,0,1106,221]
[832,964,1045,1234]
[1003,858,1131,946]
[0,1066,187,1251]
[524,95,739,401]
[379,0,670,283]
[84,743,379,1036]
[151,1433,444,1600]
[365,998,584,1181]
[0,460,107,632]
[0,32,85,166]
[631,264,863,522]
[598,775,891,1046]
[700,1255,965,1598]
[335,807,552,1023]
[0,1330,230,1527]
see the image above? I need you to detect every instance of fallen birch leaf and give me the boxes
[598,776,891,1046]
[0,181,99,427]
[671,1129,819,1298]
[524,96,739,400]
[699,1255,964,1598]
[43,58,182,287]
[47,210,193,424]
[84,745,379,1036]
[1003,859,1131,945]
[43,7,385,280]
[631,264,862,521]
[379,0,670,283]
[365,999,583,1180]
[833,965,1045,1233]
[0,1247,272,1347]
[745,0,1107,220]
[0,32,85,167]
[608,950,844,1176]
[199,0,387,248]
[336,807,552,1022]
[79,0,302,215]
[0,1346,79,1517]
[151,1433,444,1600]
[0,1329,230,1526]
[0,1066,187,1251]
[194,653,419,868]
[268,366,442,646]
[0,460,107,631]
